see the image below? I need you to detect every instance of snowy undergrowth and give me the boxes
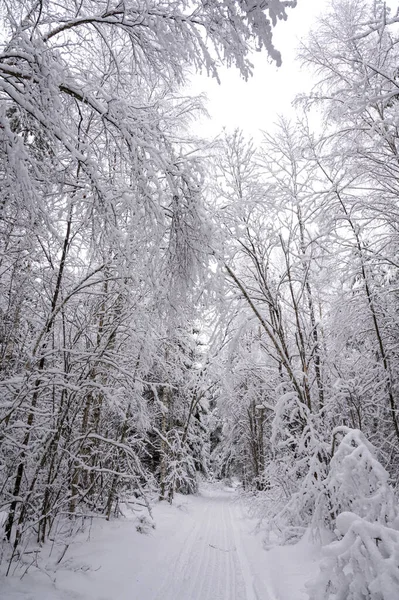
[307,428,399,600]
[241,425,399,599]
[309,513,399,600]
[0,495,185,599]
[240,395,330,546]
[237,487,322,599]
[0,501,154,572]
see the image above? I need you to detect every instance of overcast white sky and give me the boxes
[188,0,328,138]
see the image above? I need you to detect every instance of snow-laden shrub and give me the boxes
[162,428,198,501]
[308,428,399,600]
[308,512,399,600]
[135,514,156,535]
[262,393,330,542]
[271,392,309,454]
[319,428,397,526]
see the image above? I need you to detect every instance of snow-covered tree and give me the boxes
[0,0,298,554]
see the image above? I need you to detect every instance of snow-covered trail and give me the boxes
[152,486,275,600]
[1,485,317,600]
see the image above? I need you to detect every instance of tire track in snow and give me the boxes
[153,501,209,600]
[228,504,262,600]
[190,495,224,600]
[229,500,260,600]
[185,493,246,600]
[221,498,236,599]
[230,501,281,600]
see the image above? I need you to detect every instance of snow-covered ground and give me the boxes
[1,485,320,599]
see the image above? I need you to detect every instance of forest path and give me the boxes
[151,485,278,600]
[2,485,284,600]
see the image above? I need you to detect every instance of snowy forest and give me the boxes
[1,0,399,598]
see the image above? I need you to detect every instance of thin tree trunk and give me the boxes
[159,386,170,501]
[5,203,74,542]
[225,264,307,406]
[296,204,324,410]
[280,235,312,411]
